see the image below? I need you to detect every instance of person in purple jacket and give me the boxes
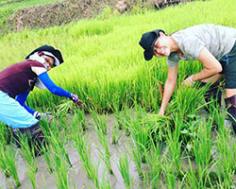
[0,45,82,155]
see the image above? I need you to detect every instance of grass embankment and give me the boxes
[0,0,60,33]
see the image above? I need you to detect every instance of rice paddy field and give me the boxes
[1,0,236,188]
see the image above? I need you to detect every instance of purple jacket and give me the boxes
[0,60,44,98]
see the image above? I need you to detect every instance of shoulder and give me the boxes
[25,60,47,75]
[27,60,45,68]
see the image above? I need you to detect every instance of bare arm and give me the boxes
[192,48,222,81]
[159,65,178,115]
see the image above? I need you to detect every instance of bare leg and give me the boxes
[225,89,236,98]
[200,74,222,83]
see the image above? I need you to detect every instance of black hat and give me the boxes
[25,45,64,66]
[139,29,165,61]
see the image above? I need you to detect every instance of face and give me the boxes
[153,32,171,57]
[42,55,55,70]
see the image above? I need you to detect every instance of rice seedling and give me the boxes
[169,86,205,119]
[130,112,169,165]
[184,158,198,189]
[71,114,99,188]
[18,134,37,189]
[166,116,182,172]
[0,144,20,187]
[215,121,236,188]
[132,143,143,178]
[144,142,162,188]
[52,149,70,189]
[99,176,111,189]
[192,119,213,187]
[55,100,76,116]
[75,109,86,131]
[111,122,121,145]
[118,155,132,189]
[50,130,72,168]
[0,123,12,145]
[46,118,73,168]
[164,162,177,189]
[130,120,149,164]
[92,111,107,135]
[193,119,212,167]
[41,144,54,173]
[92,112,113,174]
[114,108,132,132]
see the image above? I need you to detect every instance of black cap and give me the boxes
[25,45,64,65]
[139,29,165,61]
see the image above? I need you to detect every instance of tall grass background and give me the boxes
[0,0,234,112]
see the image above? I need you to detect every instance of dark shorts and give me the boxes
[12,123,47,156]
[220,41,236,88]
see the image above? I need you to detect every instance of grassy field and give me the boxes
[1,0,236,188]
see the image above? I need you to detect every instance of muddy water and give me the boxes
[1,112,235,189]
[0,114,141,189]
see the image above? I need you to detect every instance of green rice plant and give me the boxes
[68,109,87,140]
[118,155,132,189]
[164,162,177,189]
[92,111,107,135]
[44,118,72,168]
[18,135,37,189]
[209,105,226,132]
[41,117,71,188]
[42,119,71,188]
[99,176,111,189]
[75,109,86,131]
[97,136,113,175]
[55,100,76,116]
[74,137,99,188]
[0,123,11,145]
[42,144,54,173]
[184,158,198,189]
[114,108,132,132]
[111,122,121,145]
[192,119,213,187]
[71,117,99,188]
[166,116,182,172]
[193,119,212,167]
[130,119,149,163]
[132,64,165,112]
[169,86,205,119]
[144,142,162,188]
[0,144,20,187]
[52,149,70,189]
[142,113,171,144]
[49,130,72,168]
[92,112,113,174]
[130,113,169,164]
[215,125,236,188]
[0,0,235,113]
[132,143,143,178]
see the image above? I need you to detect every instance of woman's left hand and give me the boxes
[183,75,195,86]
